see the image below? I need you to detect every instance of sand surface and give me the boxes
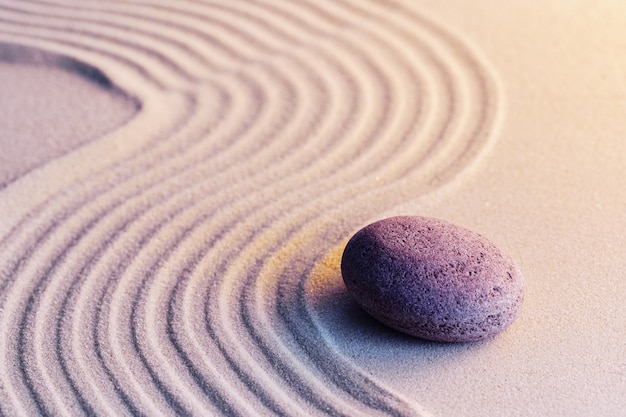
[0,51,138,187]
[1,1,624,416]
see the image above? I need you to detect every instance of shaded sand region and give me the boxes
[0,44,138,187]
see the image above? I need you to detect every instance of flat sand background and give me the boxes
[1,1,625,416]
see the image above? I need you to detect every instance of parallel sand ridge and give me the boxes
[0,0,499,415]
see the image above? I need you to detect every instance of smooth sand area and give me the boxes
[0,48,138,188]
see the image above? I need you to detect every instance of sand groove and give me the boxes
[0,0,500,415]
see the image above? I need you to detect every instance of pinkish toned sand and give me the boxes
[0,59,137,187]
[1,1,624,416]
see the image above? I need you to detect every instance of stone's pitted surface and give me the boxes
[341,216,524,342]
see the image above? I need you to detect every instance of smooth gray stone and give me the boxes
[341,216,523,342]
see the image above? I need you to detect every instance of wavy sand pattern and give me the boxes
[0,0,500,415]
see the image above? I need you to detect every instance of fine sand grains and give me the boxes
[0,0,500,415]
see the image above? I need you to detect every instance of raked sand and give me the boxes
[0,1,624,416]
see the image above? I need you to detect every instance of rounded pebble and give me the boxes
[341,216,523,342]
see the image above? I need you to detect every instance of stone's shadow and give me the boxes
[320,282,418,343]
[311,269,483,361]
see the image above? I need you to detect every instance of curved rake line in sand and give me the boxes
[266,0,498,408]
[171,8,422,416]
[208,0,498,412]
[0,0,257,245]
[0,0,218,70]
[7,53,378,414]
[0,0,395,253]
[2,79,266,412]
[0,6,336,412]
[0,2,456,412]
[67,22,346,416]
[0,34,186,259]
[160,2,488,412]
[0,20,170,90]
[2,88,210,414]
[0,10,198,84]
[103,75,315,415]
[120,54,364,412]
[105,32,392,416]
[0,0,498,412]
[0,14,219,415]
[4,35,388,417]
[0,54,192,417]
[0,0,336,256]
[134,2,442,412]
